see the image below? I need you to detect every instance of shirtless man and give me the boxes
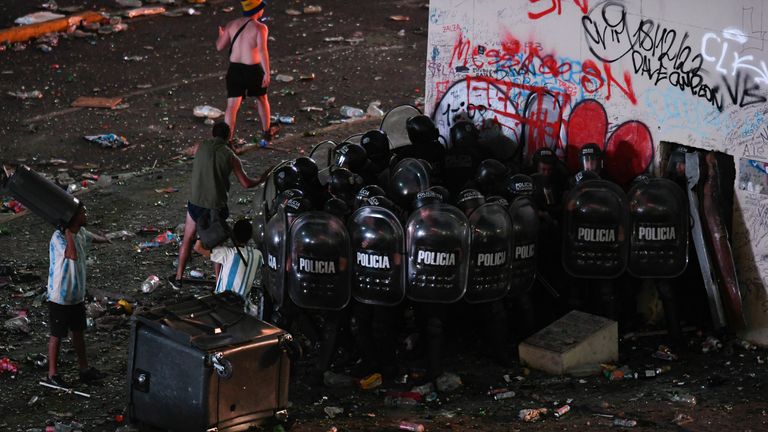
[216,0,278,146]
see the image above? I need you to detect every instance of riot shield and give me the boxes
[562,179,629,278]
[251,182,267,251]
[627,177,689,278]
[348,206,406,306]
[508,196,539,295]
[405,203,469,303]
[261,160,293,220]
[465,203,513,303]
[389,158,430,209]
[381,105,422,150]
[264,207,288,307]
[309,140,338,185]
[287,212,351,310]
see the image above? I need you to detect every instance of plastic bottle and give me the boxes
[340,105,365,118]
[613,418,637,427]
[4,315,31,333]
[398,421,425,432]
[140,275,162,293]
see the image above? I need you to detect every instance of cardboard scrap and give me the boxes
[71,96,124,109]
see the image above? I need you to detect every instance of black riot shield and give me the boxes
[562,179,629,278]
[465,203,513,303]
[252,182,268,251]
[507,196,539,295]
[389,158,430,209]
[287,212,351,310]
[405,203,469,303]
[348,207,406,306]
[627,177,688,278]
[380,105,422,150]
[308,140,338,186]
[264,207,288,307]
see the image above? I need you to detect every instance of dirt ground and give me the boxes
[1,1,768,432]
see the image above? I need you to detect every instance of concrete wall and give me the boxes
[425,0,768,344]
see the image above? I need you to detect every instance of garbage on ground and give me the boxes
[398,421,425,432]
[340,105,365,119]
[735,339,757,351]
[164,7,201,17]
[72,96,124,108]
[488,387,515,400]
[4,313,31,334]
[669,392,697,405]
[106,230,135,240]
[613,418,637,427]
[323,406,343,419]
[85,302,107,318]
[411,382,435,395]
[190,269,204,279]
[0,357,19,375]
[110,299,134,315]
[285,8,302,16]
[15,11,64,25]
[519,407,548,422]
[300,73,315,81]
[323,370,356,388]
[274,74,294,83]
[153,230,178,245]
[385,391,422,406]
[124,6,167,18]
[84,134,130,149]
[116,0,143,7]
[8,90,43,100]
[435,372,462,392]
[2,199,25,214]
[389,15,411,21]
[300,106,324,112]
[554,404,571,418]
[303,5,322,14]
[39,380,91,398]
[193,105,223,119]
[359,372,383,390]
[652,345,677,361]
[42,1,59,11]
[155,187,179,194]
[141,275,163,294]
[701,336,722,353]
[671,413,693,426]
[366,101,385,118]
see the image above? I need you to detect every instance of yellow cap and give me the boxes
[241,0,266,16]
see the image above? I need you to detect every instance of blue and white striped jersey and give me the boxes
[211,245,262,300]
[47,228,93,305]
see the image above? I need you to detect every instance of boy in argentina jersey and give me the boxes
[46,205,111,387]
[194,219,262,308]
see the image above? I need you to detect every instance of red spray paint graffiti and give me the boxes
[528,0,589,20]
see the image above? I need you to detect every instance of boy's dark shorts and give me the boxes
[187,202,230,224]
[49,302,86,337]
[226,62,268,98]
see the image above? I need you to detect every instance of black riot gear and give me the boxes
[360,129,392,168]
[428,185,450,203]
[455,189,485,216]
[627,177,689,278]
[335,142,369,173]
[450,120,479,149]
[579,143,603,172]
[465,202,513,303]
[406,114,440,145]
[323,197,351,220]
[328,167,364,202]
[389,158,430,209]
[475,159,509,195]
[273,165,301,193]
[502,174,534,201]
[412,190,443,210]
[355,185,387,209]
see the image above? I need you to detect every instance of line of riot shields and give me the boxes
[250,105,697,380]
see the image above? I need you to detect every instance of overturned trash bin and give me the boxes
[127,292,292,431]
[6,164,81,229]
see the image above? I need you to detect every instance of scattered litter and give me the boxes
[124,6,166,18]
[193,105,223,119]
[613,418,637,427]
[15,11,64,25]
[340,105,365,118]
[140,275,163,293]
[323,36,344,42]
[116,0,143,7]
[359,372,383,390]
[0,357,19,375]
[398,421,425,432]
[164,7,200,17]
[98,23,129,34]
[285,8,302,16]
[222,6,234,12]
[4,313,31,334]
[652,345,678,361]
[28,395,40,406]
[155,186,179,193]
[84,134,130,149]
[488,387,515,400]
[385,391,422,406]
[270,115,295,125]
[106,230,135,240]
[8,90,43,100]
[323,406,343,419]
[701,336,722,353]
[39,381,91,398]
[189,269,204,279]
[397,29,406,37]
[435,372,462,392]
[411,382,435,395]
[300,73,315,81]
[274,74,294,83]
[41,1,59,11]
[671,413,693,426]
[389,15,411,21]
[303,5,322,14]
[300,106,323,112]
[366,101,385,117]
[554,404,571,418]
[669,392,697,405]
[123,55,147,62]
[136,83,153,89]
[72,96,124,109]
[519,408,548,422]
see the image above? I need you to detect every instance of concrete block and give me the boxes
[519,310,618,375]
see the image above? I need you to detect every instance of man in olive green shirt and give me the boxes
[170,122,262,289]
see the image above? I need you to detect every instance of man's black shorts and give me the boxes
[187,202,230,224]
[226,62,267,98]
[49,302,86,338]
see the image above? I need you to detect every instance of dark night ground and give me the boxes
[1,1,768,431]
